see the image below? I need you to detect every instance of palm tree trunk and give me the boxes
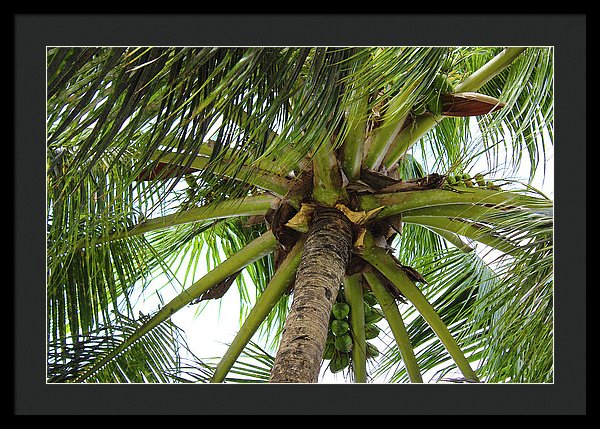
[269,206,354,383]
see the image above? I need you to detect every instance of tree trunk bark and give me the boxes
[269,206,354,383]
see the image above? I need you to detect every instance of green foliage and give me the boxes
[47,312,209,383]
[46,46,554,384]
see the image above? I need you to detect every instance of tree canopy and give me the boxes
[46,46,554,383]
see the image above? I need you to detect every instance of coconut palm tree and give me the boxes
[46,46,554,384]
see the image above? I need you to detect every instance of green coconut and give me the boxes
[363,292,378,306]
[331,320,350,336]
[363,302,372,317]
[364,323,381,340]
[474,173,486,187]
[460,173,474,187]
[323,342,335,360]
[334,334,353,353]
[330,352,350,373]
[332,302,350,320]
[365,307,384,324]
[366,342,380,359]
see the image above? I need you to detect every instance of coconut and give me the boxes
[364,323,381,340]
[363,302,372,317]
[474,173,486,187]
[330,352,350,373]
[332,302,350,320]
[334,334,353,353]
[366,342,380,359]
[331,320,350,336]
[365,307,384,324]
[323,342,335,360]
[363,292,378,306]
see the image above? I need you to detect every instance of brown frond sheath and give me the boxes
[189,270,243,304]
[370,270,407,304]
[355,168,445,194]
[265,200,303,293]
[242,215,266,226]
[441,92,506,117]
[268,201,301,251]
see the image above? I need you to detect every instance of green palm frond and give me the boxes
[386,154,447,262]
[47,234,161,343]
[373,197,553,383]
[208,340,275,384]
[372,248,495,382]
[146,216,287,346]
[48,312,203,383]
[142,215,279,327]
[474,47,554,181]
[47,46,553,384]
[411,47,553,180]
[463,205,553,382]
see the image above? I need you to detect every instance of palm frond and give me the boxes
[474,47,554,181]
[373,200,553,382]
[48,312,202,383]
[143,216,278,326]
[372,247,495,382]
[361,233,479,382]
[47,46,553,384]
[213,340,275,383]
[383,47,552,181]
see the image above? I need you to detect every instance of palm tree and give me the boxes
[46,46,554,384]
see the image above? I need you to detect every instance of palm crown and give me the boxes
[47,46,554,383]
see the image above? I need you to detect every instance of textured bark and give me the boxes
[269,207,354,383]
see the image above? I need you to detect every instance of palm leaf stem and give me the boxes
[424,226,475,252]
[359,187,551,219]
[210,238,305,383]
[381,47,528,169]
[74,194,276,250]
[455,47,528,93]
[75,230,278,382]
[311,136,347,206]
[151,150,293,199]
[225,109,308,176]
[401,203,504,220]
[363,79,420,171]
[363,271,423,383]
[343,274,367,383]
[360,232,479,382]
[402,215,520,256]
[339,91,369,180]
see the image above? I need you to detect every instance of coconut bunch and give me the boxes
[446,172,501,190]
[323,288,385,374]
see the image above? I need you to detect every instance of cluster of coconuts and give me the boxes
[323,289,385,374]
[446,173,500,190]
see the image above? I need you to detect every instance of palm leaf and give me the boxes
[373,200,553,383]
[46,46,554,383]
[48,312,201,383]
[215,340,275,383]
